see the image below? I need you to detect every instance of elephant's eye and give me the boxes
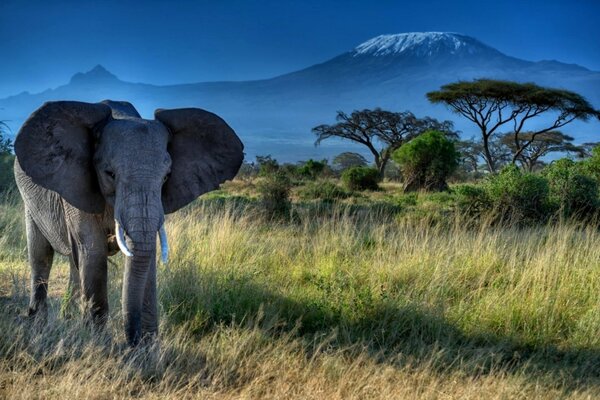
[163,173,171,183]
[105,170,116,179]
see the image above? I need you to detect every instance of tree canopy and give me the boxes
[313,108,455,177]
[500,131,585,172]
[427,79,600,173]
[331,152,368,172]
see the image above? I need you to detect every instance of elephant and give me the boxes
[13,100,244,346]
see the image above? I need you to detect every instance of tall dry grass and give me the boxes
[0,196,599,399]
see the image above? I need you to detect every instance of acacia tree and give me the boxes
[500,131,585,171]
[427,79,600,173]
[313,108,455,178]
[455,137,511,174]
[331,152,368,172]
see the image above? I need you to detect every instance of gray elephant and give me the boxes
[13,100,243,345]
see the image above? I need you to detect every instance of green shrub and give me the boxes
[392,130,459,192]
[341,166,379,191]
[297,159,326,180]
[256,155,279,177]
[0,153,15,194]
[544,158,598,218]
[580,146,600,181]
[486,164,550,222]
[396,193,418,208]
[298,180,349,202]
[453,184,490,216]
[257,172,292,217]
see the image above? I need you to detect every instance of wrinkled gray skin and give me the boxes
[14,100,243,346]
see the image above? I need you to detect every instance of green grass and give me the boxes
[0,186,599,398]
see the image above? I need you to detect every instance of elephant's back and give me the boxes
[14,158,71,255]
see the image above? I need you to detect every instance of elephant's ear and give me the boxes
[14,101,112,214]
[155,108,244,214]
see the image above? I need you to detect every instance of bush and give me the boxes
[297,159,327,180]
[544,158,598,218]
[341,166,379,191]
[257,172,292,217]
[392,130,459,192]
[486,164,550,222]
[235,161,258,181]
[0,153,16,194]
[256,155,279,177]
[453,184,490,216]
[580,145,600,181]
[298,181,349,202]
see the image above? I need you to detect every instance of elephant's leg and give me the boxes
[77,248,109,325]
[65,207,109,326]
[141,251,158,341]
[25,211,54,317]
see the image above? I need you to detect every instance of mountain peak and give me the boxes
[70,65,119,84]
[352,32,499,57]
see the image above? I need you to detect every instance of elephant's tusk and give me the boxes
[158,224,169,264]
[115,220,133,257]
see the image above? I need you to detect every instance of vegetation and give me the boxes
[500,130,585,172]
[427,79,599,173]
[486,164,551,223]
[341,166,380,191]
[313,109,455,177]
[298,180,349,202]
[331,151,368,172]
[297,158,327,180]
[0,122,15,194]
[544,159,598,218]
[393,130,459,192]
[1,79,600,398]
[1,187,600,398]
[256,172,292,217]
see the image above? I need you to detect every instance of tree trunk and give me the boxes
[482,135,496,173]
[378,155,390,180]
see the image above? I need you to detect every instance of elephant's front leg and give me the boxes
[66,207,109,326]
[77,248,108,325]
[25,211,54,317]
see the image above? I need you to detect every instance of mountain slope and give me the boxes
[2,32,599,161]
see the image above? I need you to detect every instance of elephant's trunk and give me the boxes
[122,228,157,346]
[118,190,164,346]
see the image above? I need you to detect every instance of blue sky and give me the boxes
[1,0,599,97]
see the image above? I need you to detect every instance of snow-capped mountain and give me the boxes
[352,32,499,58]
[1,32,599,161]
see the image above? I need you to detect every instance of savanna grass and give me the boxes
[0,194,599,399]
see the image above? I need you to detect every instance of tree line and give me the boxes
[312,79,600,191]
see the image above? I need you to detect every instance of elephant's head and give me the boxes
[14,100,243,344]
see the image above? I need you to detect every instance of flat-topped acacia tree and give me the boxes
[427,79,600,173]
[313,108,455,178]
[499,131,585,172]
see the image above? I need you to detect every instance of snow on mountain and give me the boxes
[352,32,499,57]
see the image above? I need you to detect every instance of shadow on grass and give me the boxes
[162,269,600,393]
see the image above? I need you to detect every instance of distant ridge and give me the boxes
[1,32,599,161]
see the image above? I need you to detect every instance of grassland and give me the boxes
[0,181,599,399]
